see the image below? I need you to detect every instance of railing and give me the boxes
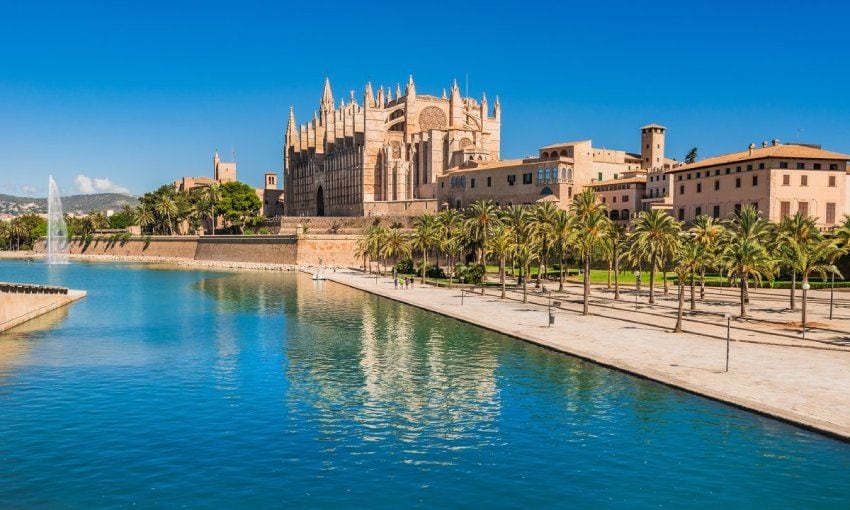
[0,282,68,295]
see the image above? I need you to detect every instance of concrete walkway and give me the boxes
[327,270,850,440]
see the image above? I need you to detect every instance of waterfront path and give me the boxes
[327,269,850,440]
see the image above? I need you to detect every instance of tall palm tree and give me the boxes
[436,208,465,283]
[720,205,774,317]
[500,205,532,280]
[530,201,559,281]
[382,228,411,271]
[549,209,573,292]
[629,209,681,304]
[136,205,155,234]
[487,224,514,299]
[199,183,222,235]
[833,215,850,252]
[788,239,844,325]
[671,238,700,332]
[572,206,611,315]
[607,223,628,300]
[775,212,821,310]
[465,200,500,268]
[412,214,440,284]
[9,220,27,250]
[512,241,539,303]
[690,215,725,300]
[154,195,178,235]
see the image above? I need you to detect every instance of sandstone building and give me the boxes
[436,124,676,213]
[174,151,238,192]
[664,140,850,227]
[284,77,500,216]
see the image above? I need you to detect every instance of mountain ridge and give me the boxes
[0,193,139,216]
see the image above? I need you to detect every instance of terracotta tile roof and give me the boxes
[538,140,591,151]
[587,176,646,187]
[641,123,666,130]
[444,158,531,173]
[668,144,850,173]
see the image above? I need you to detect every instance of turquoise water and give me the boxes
[1,261,849,508]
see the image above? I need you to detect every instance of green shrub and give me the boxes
[455,263,485,284]
[258,227,270,235]
[395,258,415,274]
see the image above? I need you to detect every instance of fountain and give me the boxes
[46,175,69,264]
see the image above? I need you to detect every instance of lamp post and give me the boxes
[802,282,811,340]
[460,276,466,305]
[724,313,731,372]
[829,265,837,321]
[634,270,641,310]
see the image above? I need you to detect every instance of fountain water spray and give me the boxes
[46,175,69,264]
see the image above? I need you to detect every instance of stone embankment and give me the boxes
[1,282,86,333]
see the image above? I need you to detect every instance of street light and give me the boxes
[829,265,837,321]
[724,313,731,372]
[802,282,811,340]
[460,276,466,305]
[634,270,641,310]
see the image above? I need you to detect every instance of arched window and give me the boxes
[610,210,620,220]
[544,168,551,182]
[559,149,568,157]
[537,169,544,182]
[621,209,630,220]
[541,152,549,158]
[539,186,553,196]
[552,168,559,181]
[566,167,573,181]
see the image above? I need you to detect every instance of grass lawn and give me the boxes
[485,265,667,285]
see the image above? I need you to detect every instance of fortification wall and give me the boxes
[195,236,298,264]
[39,236,201,258]
[296,235,360,267]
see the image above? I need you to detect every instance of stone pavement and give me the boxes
[327,270,850,440]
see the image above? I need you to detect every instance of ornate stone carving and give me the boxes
[391,141,402,158]
[418,106,448,131]
[459,137,472,148]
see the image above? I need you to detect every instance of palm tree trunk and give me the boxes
[699,267,706,300]
[559,255,565,292]
[663,268,669,295]
[522,264,528,303]
[607,261,612,289]
[649,251,657,304]
[790,270,797,310]
[421,252,427,284]
[740,273,749,317]
[500,256,506,299]
[583,254,591,315]
[675,280,685,332]
[690,272,696,311]
[613,252,621,300]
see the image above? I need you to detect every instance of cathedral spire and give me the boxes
[365,82,375,107]
[395,83,402,99]
[441,88,447,100]
[321,77,334,111]
[406,74,416,96]
[387,85,393,102]
[286,105,298,147]
[377,85,385,107]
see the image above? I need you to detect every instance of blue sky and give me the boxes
[2,0,849,197]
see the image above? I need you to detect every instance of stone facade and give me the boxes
[284,77,500,217]
[587,175,647,222]
[175,151,238,192]
[437,125,675,211]
[666,140,850,226]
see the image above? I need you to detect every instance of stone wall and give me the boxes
[296,234,360,267]
[0,283,85,333]
[195,236,298,265]
[38,236,201,258]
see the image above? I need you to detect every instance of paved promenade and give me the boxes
[327,270,850,440]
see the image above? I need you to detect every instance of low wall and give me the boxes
[0,283,86,333]
[34,234,362,268]
[195,236,298,265]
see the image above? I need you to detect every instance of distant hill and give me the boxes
[0,193,139,217]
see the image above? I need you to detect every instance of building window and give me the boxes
[734,203,742,213]
[759,163,765,169]
[801,175,808,186]
[678,175,683,181]
[735,177,741,188]
[782,174,790,185]
[725,168,731,174]
[678,208,685,221]
[715,169,720,176]
[523,173,533,184]
[687,174,692,180]
[679,185,685,194]
[799,201,809,216]
[507,174,516,186]
[714,180,720,191]
[441,182,444,188]
[796,162,805,170]
[695,206,702,217]
[537,169,543,182]
[827,203,836,224]
[736,166,741,172]
[487,176,492,187]
[602,197,606,204]
[780,201,791,219]
[779,162,788,169]
[470,178,475,188]
[623,195,629,203]
[747,164,753,171]
[713,205,720,218]
[828,175,836,187]
[752,176,758,186]
[696,182,702,193]
[613,196,617,203]
[814,163,822,170]
[829,164,838,170]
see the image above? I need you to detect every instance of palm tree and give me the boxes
[9,220,27,250]
[549,209,573,292]
[720,205,774,317]
[833,215,850,252]
[465,199,500,268]
[436,208,465,284]
[671,239,700,332]
[487,224,514,299]
[775,212,821,310]
[154,195,178,235]
[512,241,539,303]
[572,206,611,315]
[136,205,155,234]
[629,209,681,304]
[530,201,559,281]
[382,228,411,270]
[199,183,222,235]
[788,239,844,325]
[412,214,440,284]
[607,223,628,300]
[690,215,725,300]
[500,205,532,280]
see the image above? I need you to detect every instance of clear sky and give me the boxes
[2,0,849,197]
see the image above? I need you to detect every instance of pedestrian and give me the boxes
[394,277,398,289]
